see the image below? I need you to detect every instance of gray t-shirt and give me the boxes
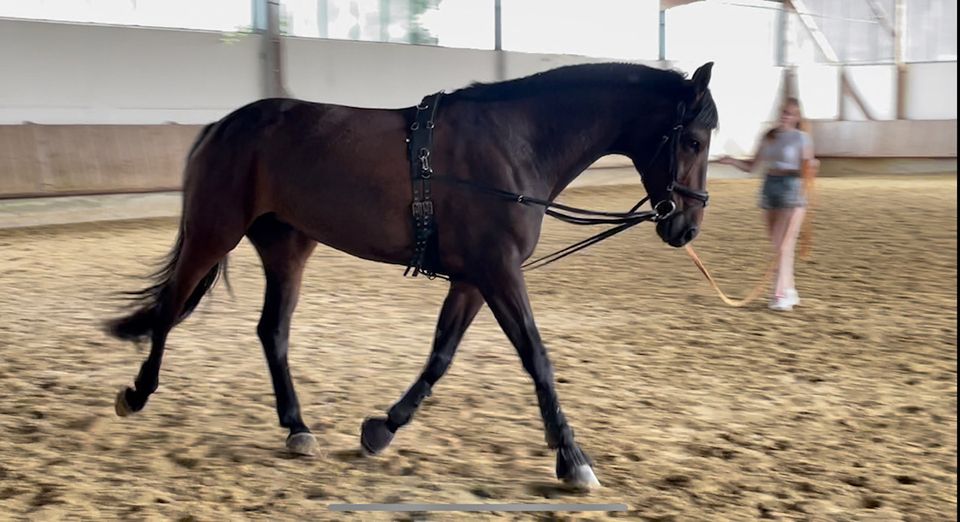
[758,129,811,171]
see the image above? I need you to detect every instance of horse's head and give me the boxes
[624,62,718,247]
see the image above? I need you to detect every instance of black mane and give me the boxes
[448,62,718,129]
[451,62,686,101]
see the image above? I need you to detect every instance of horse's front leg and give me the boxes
[476,263,600,490]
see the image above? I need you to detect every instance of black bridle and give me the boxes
[643,101,710,213]
[404,92,710,277]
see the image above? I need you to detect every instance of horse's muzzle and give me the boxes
[656,214,699,247]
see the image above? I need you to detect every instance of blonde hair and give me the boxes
[764,97,808,141]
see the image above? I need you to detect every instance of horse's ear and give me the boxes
[691,62,713,96]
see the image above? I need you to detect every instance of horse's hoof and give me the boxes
[562,464,601,491]
[286,432,320,457]
[360,417,395,456]
[114,387,135,417]
[557,444,601,490]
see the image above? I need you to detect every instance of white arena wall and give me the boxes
[0,18,955,196]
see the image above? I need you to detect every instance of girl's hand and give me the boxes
[715,155,735,165]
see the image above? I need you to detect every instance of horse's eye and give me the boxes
[686,138,701,153]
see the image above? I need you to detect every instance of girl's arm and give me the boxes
[716,139,764,173]
[716,155,755,172]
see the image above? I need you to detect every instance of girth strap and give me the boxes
[405,92,444,278]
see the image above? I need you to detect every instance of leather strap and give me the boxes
[405,92,444,278]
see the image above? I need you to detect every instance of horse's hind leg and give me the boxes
[360,281,484,455]
[116,225,244,415]
[246,215,318,456]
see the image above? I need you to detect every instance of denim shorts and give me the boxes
[760,175,806,209]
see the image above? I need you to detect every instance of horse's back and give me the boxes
[186,97,416,264]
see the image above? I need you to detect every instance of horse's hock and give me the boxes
[0,175,955,520]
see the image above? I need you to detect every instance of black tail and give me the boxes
[103,122,228,342]
[103,224,230,342]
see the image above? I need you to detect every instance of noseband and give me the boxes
[641,102,710,217]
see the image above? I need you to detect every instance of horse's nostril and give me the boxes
[684,227,699,243]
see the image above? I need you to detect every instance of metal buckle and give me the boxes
[412,200,434,219]
[654,200,676,220]
[419,148,431,175]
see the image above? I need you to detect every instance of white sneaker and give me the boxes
[785,288,800,307]
[769,296,794,311]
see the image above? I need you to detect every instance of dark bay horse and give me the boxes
[105,61,718,489]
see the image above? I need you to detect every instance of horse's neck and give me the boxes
[520,93,632,200]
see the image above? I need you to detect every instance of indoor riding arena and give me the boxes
[0,1,956,521]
